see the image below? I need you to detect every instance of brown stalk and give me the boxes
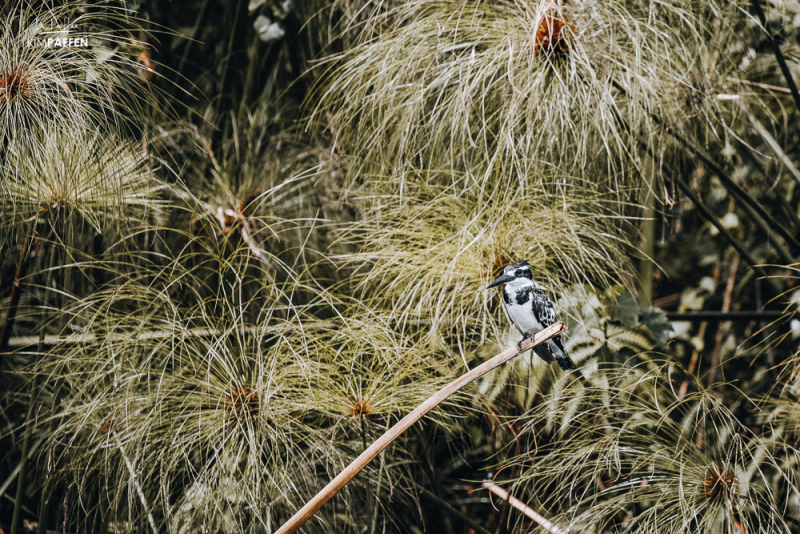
[727,77,791,94]
[708,254,740,386]
[483,482,567,534]
[678,321,708,400]
[678,256,720,400]
[275,321,567,534]
[695,256,739,451]
[0,215,43,352]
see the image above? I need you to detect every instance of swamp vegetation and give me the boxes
[2,0,800,532]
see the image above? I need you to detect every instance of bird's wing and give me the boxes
[550,334,567,354]
[532,290,576,371]
[530,290,558,328]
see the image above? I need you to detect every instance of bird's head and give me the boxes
[486,260,534,289]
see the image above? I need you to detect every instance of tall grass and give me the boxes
[3,0,800,532]
[310,0,745,196]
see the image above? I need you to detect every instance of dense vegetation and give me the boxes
[2,1,800,532]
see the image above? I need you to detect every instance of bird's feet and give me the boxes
[516,335,530,352]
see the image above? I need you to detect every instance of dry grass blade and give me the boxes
[496,363,799,533]
[2,130,164,236]
[310,0,744,195]
[0,2,163,148]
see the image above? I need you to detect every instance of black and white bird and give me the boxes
[487,260,576,371]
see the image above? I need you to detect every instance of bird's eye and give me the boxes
[515,270,523,277]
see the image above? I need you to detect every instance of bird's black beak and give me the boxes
[487,274,514,289]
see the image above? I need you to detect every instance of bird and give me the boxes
[486,260,576,371]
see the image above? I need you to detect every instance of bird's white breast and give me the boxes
[503,280,544,335]
[505,298,543,335]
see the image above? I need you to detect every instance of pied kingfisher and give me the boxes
[487,260,576,371]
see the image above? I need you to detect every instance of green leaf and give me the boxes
[616,291,640,329]
[641,307,673,345]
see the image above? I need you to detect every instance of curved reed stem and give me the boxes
[483,482,566,534]
[275,321,567,534]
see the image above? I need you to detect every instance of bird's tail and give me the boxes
[532,344,554,364]
[548,338,576,371]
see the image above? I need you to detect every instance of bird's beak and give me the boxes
[487,274,514,289]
